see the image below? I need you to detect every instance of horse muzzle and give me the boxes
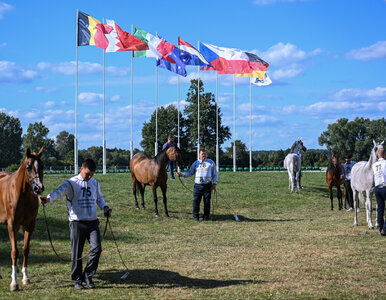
[32,182,44,195]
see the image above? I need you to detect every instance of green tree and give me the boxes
[23,121,57,165]
[0,112,23,168]
[318,117,385,161]
[55,130,74,164]
[224,140,249,167]
[184,79,231,158]
[140,104,188,156]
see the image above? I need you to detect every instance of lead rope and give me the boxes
[42,204,108,262]
[177,177,239,222]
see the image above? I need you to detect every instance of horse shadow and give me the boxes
[97,268,259,289]
[211,214,304,223]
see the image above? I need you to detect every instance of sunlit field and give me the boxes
[0,171,385,299]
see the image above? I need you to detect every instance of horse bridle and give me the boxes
[26,159,44,195]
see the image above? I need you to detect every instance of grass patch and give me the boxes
[0,172,385,299]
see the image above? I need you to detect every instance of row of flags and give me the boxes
[77,10,271,85]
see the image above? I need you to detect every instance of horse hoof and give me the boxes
[141,207,145,210]
[369,226,374,230]
[10,283,19,291]
[22,278,30,285]
[0,274,2,279]
[155,214,160,218]
[135,207,140,210]
[165,213,170,217]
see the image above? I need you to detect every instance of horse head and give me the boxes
[371,139,384,161]
[290,138,307,154]
[166,146,184,168]
[330,150,339,166]
[25,147,44,195]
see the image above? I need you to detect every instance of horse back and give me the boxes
[351,161,374,192]
[284,154,301,173]
[130,153,164,185]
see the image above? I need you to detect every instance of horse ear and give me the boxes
[26,148,32,158]
[373,139,376,147]
[37,146,44,157]
[297,137,302,141]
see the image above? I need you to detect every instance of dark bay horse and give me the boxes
[326,150,343,210]
[0,147,44,291]
[130,146,184,217]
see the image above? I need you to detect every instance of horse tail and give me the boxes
[135,180,142,195]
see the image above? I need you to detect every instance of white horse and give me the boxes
[351,140,384,229]
[284,138,307,192]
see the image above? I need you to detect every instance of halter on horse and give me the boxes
[351,140,384,229]
[284,138,307,192]
[326,150,343,210]
[130,146,184,217]
[0,147,44,291]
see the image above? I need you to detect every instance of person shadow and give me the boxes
[97,268,261,289]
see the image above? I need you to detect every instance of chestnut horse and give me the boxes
[0,147,44,291]
[130,146,184,217]
[326,150,343,210]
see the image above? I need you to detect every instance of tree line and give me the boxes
[1,80,384,170]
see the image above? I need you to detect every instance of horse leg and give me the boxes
[152,185,159,217]
[295,171,300,192]
[337,184,342,210]
[373,191,379,229]
[365,190,374,229]
[132,176,139,209]
[22,222,35,285]
[160,184,169,217]
[328,184,333,210]
[8,223,20,291]
[353,189,358,226]
[140,184,146,209]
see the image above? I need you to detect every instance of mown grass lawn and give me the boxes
[0,171,385,299]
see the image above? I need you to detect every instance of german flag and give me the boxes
[77,11,103,47]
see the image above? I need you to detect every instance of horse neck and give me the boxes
[364,149,376,169]
[15,160,30,194]
[155,150,169,168]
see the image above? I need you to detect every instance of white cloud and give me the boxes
[346,41,386,61]
[37,61,129,76]
[78,92,103,105]
[0,1,13,19]
[331,87,386,101]
[0,61,38,84]
[35,86,59,93]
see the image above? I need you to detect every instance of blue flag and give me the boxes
[157,47,187,77]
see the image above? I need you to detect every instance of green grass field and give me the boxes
[0,172,385,299]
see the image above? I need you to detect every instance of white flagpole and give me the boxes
[102,19,106,175]
[130,24,134,159]
[155,62,158,156]
[197,41,200,159]
[249,79,252,172]
[177,75,180,149]
[233,74,236,172]
[216,71,219,172]
[74,9,79,175]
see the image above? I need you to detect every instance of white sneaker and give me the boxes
[356,208,360,212]
[346,207,354,212]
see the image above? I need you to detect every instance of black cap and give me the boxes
[345,153,352,159]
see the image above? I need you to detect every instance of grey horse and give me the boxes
[284,138,307,192]
[351,140,384,229]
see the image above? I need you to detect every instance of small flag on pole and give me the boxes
[251,74,272,86]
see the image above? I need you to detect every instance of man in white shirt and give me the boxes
[177,149,217,221]
[40,159,111,289]
[372,147,386,236]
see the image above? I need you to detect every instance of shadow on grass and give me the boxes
[98,268,261,289]
[212,214,304,223]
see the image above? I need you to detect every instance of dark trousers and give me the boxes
[70,219,102,283]
[193,183,212,220]
[375,186,386,231]
[166,161,175,178]
[344,180,354,208]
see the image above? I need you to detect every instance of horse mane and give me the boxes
[290,141,299,153]
[154,147,169,164]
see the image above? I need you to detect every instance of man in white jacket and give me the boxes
[40,159,111,290]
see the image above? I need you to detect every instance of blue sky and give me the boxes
[0,0,385,152]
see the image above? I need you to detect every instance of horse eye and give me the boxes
[26,164,31,170]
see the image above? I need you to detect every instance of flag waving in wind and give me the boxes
[178,37,210,66]
[133,27,163,59]
[77,11,107,48]
[103,20,148,52]
[199,42,269,74]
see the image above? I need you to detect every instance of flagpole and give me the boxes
[155,62,158,156]
[102,18,106,175]
[197,42,200,159]
[249,79,252,172]
[233,74,236,172]
[130,24,134,159]
[177,75,180,149]
[216,71,219,172]
[74,9,79,175]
